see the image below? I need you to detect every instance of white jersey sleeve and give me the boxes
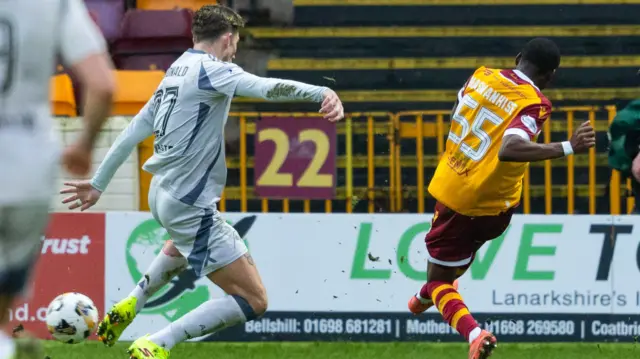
[58,0,107,66]
[91,98,155,192]
[201,59,328,102]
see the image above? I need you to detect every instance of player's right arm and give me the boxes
[59,0,116,176]
[202,61,344,122]
[498,105,596,162]
[60,97,155,211]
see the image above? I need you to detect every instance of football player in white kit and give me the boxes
[0,0,114,358]
[61,4,343,358]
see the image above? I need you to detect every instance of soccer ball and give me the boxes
[45,292,99,344]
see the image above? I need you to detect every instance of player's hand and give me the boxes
[60,181,102,211]
[61,141,93,177]
[569,121,596,153]
[320,89,344,122]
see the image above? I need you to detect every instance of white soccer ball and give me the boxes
[45,292,99,344]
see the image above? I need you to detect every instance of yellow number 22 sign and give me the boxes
[254,116,336,199]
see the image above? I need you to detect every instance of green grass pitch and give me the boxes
[43,341,640,359]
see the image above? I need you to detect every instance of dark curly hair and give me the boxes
[521,38,561,75]
[192,4,245,43]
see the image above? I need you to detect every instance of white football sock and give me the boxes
[415,293,432,304]
[129,249,187,313]
[468,327,482,343]
[148,295,255,350]
[0,332,15,359]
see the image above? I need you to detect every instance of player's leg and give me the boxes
[144,252,266,350]
[408,260,467,316]
[97,240,187,346]
[131,181,188,313]
[408,202,510,359]
[98,181,189,346]
[424,261,497,359]
[0,204,49,359]
[409,253,473,314]
[128,210,264,358]
[408,203,471,315]
[426,258,502,359]
[129,240,188,312]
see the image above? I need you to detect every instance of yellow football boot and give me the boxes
[96,296,138,347]
[127,335,170,359]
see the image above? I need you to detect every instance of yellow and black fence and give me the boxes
[138,107,635,215]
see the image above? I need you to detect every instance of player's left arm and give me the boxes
[498,102,565,162]
[202,61,343,122]
[235,73,328,100]
[499,101,596,162]
[235,73,344,122]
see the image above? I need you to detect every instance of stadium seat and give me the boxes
[112,9,193,71]
[136,0,212,11]
[50,74,77,117]
[84,0,125,42]
[112,70,164,116]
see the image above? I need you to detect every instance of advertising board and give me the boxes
[103,212,640,342]
[8,213,105,340]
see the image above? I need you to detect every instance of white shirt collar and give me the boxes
[513,69,539,91]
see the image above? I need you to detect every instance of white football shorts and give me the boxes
[148,177,247,277]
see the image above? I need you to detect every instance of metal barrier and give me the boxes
[137,108,632,214]
[393,110,449,213]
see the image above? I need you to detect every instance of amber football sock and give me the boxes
[426,280,480,342]
[418,265,469,301]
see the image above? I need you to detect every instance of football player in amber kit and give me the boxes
[408,38,596,359]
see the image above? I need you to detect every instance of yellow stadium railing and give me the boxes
[136,107,633,214]
[393,110,449,213]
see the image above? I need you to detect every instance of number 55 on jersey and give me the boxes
[429,66,552,216]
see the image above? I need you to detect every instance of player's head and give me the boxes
[515,38,561,90]
[192,5,245,62]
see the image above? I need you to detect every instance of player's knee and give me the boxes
[427,261,458,283]
[231,289,268,321]
[162,240,182,257]
[253,289,269,315]
[245,286,268,316]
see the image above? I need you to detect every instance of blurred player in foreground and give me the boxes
[61,4,343,359]
[0,0,114,358]
[407,38,595,359]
